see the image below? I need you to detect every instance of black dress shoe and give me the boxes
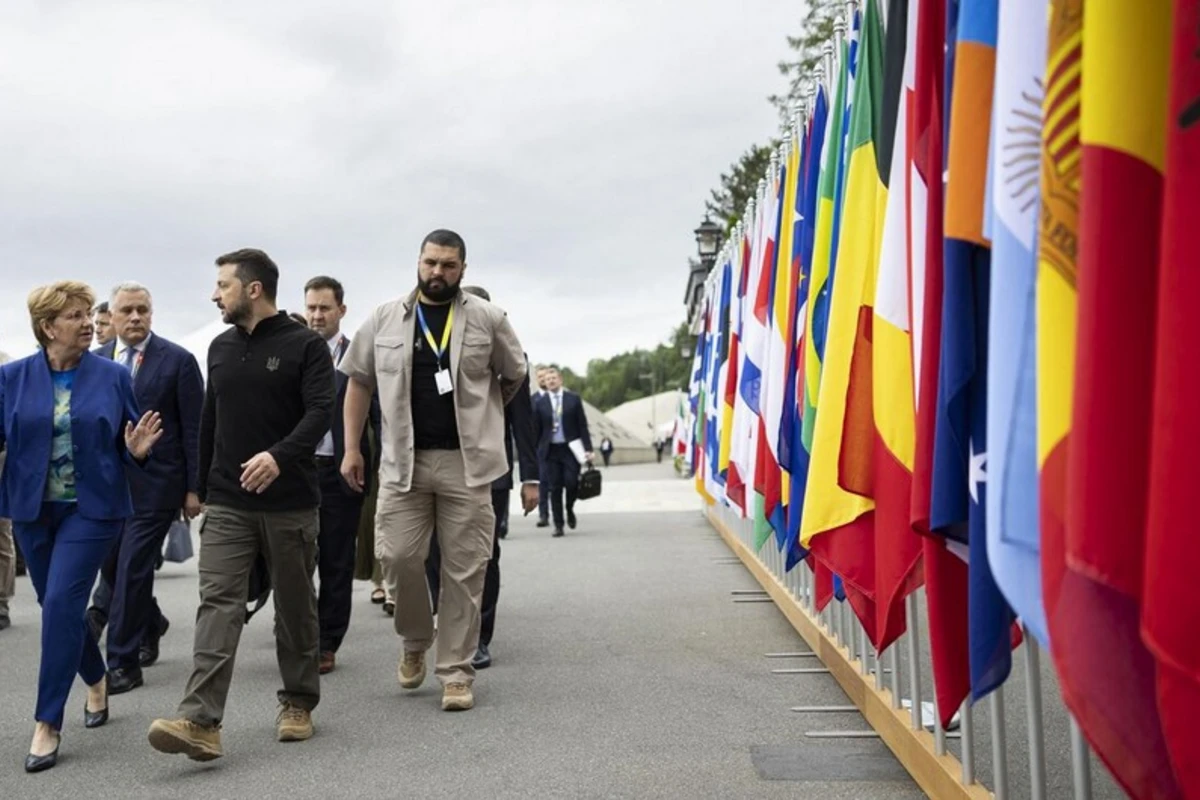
[536,518,549,528]
[0,615,10,631]
[552,526,565,538]
[472,644,492,670]
[107,667,143,695]
[567,508,577,530]
[24,736,60,773]
[139,615,168,667]
[84,698,109,729]
[139,641,159,668]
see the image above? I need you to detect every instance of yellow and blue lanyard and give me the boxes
[416,304,453,365]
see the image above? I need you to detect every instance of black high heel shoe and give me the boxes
[24,733,60,773]
[84,697,108,729]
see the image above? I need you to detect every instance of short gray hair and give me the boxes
[462,285,490,302]
[110,281,153,305]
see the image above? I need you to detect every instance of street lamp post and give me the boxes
[640,368,659,456]
[694,215,723,270]
[686,215,725,333]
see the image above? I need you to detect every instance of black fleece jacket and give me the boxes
[198,312,335,511]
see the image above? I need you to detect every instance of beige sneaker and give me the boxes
[147,718,223,761]
[276,703,313,742]
[398,650,426,689]
[442,682,474,711]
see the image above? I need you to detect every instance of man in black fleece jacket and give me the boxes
[148,248,334,762]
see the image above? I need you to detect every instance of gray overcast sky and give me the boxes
[0,0,799,370]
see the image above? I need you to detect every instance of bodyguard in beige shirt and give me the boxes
[338,229,527,712]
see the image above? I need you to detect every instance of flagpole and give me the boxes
[807,67,821,121]
[960,700,976,785]
[830,19,844,88]
[858,620,868,676]
[888,645,901,710]
[1069,717,1093,800]
[934,694,947,755]
[990,688,1009,799]
[1022,631,1047,800]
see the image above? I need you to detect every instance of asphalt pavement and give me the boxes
[0,462,923,799]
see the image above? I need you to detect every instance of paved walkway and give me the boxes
[0,463,922,799]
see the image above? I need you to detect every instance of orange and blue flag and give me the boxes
[931,0,1017,703]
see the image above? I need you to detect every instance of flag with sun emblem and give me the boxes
[986,0,1051,649]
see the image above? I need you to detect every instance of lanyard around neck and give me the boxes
[416,304,453,361]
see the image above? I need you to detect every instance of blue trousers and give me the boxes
[13,503,121,730]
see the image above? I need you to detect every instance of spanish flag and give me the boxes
[1049,1,1179,797]
[1035,0,1081,645]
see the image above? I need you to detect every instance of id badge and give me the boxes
[435,368,453,395]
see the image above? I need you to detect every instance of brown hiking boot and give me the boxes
[147,718,223,761]
[398,650,426,689]
[442,682,474,711]
[276,703,313,741]
[318,651,336,674]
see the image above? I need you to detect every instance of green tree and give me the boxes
[768,0,841,126]
[705,143,776,233]
[556,323,695,412]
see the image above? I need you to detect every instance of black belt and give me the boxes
[314,455,337,467]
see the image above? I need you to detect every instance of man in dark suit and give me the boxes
[304,276,380,675]
[426,285,538,669]
[102,282,204,693]
[533,367,592,537]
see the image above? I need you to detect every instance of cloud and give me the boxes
[0,0,800,370]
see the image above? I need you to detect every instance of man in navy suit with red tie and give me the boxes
[100,282,204,693]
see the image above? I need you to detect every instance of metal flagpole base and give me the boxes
[791,705,859,713]
[764,652,820,658]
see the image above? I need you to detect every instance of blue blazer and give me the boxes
[0,350,142,523]
[533,390,593,461]
[99,334,204,512]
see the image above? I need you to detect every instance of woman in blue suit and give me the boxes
[0,281,162,773]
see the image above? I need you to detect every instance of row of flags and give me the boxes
[681,0,1199,797]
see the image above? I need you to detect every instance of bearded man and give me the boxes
[338,230,528,712]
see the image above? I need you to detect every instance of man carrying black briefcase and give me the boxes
[577,464,602,502]
[533,367,593,537]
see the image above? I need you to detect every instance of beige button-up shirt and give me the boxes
[339,288,527,490]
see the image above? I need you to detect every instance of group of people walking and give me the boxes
[0,230,595,772]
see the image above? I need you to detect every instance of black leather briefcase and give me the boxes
[577,465,603,501]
